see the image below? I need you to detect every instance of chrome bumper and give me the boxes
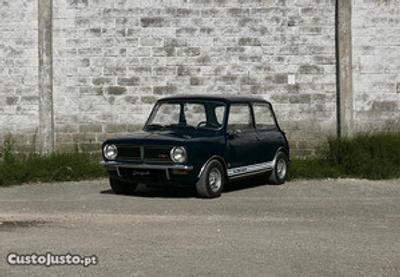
[101,161,193,170]
[100,161,193,180]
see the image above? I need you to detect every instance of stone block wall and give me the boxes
[1,0,399,156]
[0,0,39,150]
[51,0,337,155]
[352,0,400,132]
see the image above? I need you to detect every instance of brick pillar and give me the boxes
[337,0,354,137]
[38,0,54,152]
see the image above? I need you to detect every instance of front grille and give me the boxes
[144,146,172,161]
[117,145,141,160]
[116,145,173,162]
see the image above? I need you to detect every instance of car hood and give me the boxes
[104,130,192,146]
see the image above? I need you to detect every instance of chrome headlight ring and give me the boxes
[104,144,118,160]
[170,146,187,163]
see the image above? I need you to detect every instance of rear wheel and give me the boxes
[109,178,138,195]
[196,160,225,198]
[268,152,288,185]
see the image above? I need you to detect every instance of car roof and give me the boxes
[157,95,271,104]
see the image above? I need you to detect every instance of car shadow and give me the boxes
[223,175,270,193]
[101,176,272,198]
[100,184,198,199]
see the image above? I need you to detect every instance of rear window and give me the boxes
[253,103,276,130]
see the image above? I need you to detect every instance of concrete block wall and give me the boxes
[1,0,399,156]
[352,0,400,132]
[0,0,39,150]
[51,0,337,155]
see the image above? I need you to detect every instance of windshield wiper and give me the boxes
[144,124,166,131]
[166,124,196,130]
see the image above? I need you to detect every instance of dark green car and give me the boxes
[101,95,290,198]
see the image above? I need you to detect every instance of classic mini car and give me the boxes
[101,95,290,198]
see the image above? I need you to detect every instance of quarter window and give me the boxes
[227,104,254,131]
[215,106,225,125]
[253,103,276,130]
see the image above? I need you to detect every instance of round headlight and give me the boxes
[104,144,118,160]
[170,146,187,163]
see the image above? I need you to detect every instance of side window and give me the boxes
[253,103,276,130]
[227,104,254,131]
[214,106,225,125]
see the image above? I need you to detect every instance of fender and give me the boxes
[197,155,228,180]
[271,146,289,168]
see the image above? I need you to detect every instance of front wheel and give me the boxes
[109,178,138,195]
[196,160,225,198]
[268,152,288,185]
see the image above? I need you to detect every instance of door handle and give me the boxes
[229,129,243,138]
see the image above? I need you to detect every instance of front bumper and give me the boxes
[100,161,193,181]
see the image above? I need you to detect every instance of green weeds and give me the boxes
[289,131,400,180]
[0,134,106,186]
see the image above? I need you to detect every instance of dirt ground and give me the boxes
[1,178,400,277]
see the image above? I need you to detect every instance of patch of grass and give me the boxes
[289,131,400,180]
[0,135,106,186]
[288,158,344,180]
[327,132,400,179]
[0,152,107,186]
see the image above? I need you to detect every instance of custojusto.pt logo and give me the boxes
[7,252,98,267]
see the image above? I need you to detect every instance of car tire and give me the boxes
[196,160,225,198]
[109,178,138,195]
[268,152,288,185]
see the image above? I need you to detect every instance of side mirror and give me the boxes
[229,129,243,138]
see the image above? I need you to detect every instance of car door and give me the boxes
[226,103,260,172]
[252,102,283,163]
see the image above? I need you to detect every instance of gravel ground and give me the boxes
[1,178,400,277]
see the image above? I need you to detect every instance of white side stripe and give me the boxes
[227,161,273,177]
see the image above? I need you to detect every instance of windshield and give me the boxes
[145,100,226,131]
